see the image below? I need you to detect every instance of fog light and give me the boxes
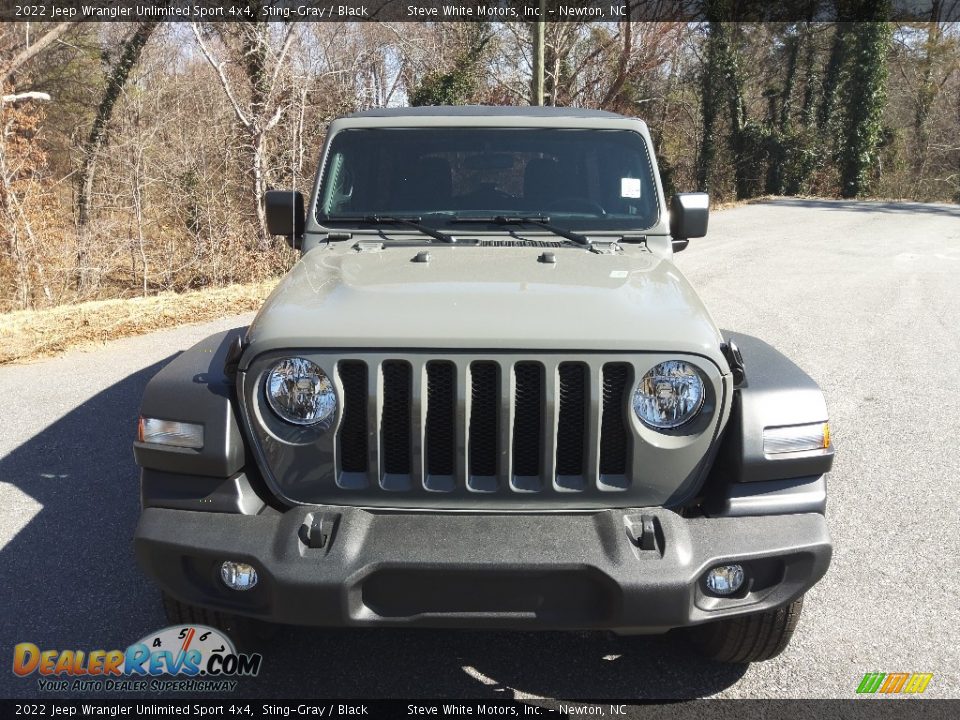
[705,564,744,595]
[220,561,258,591]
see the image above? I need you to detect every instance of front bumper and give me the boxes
[134,506,831,633]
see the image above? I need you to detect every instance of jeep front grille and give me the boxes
[334,357,634,494]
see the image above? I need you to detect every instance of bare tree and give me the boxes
[0,95,55,308]
[191,21,296,245]
[0,22,79,87]
[77,22,160,229]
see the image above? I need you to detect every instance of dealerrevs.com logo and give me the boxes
[13,625,263,693]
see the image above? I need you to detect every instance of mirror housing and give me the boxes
[265,190,305,248]
[669,192,709,251]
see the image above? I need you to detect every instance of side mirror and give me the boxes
[265,190,305,247]
[669,192,709,252]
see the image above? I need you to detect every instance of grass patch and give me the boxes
[0,281,278,365]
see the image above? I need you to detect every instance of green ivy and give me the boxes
[410,28,491,107]
[837,12,892,197]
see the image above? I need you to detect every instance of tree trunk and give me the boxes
[779,30,801,130]
[0,22,77,85]
[190,18,295,246]
[838,20,892,198]
[600,20,632,109]
[252,130,268,248]
[818,23,851,132]
[531,9,545,105]
[719,25,750,199]
[77,22,157,229]
[241,20,272,245]
[697,22,724,191]
[912,4,943,196]
[767,27,802,195]
[799,23,818,128]
[698,20,752,199]
[74,22,157,292]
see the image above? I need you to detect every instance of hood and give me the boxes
[243,244,726,370]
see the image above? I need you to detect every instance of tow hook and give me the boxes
[626,514,663,554]
[299,513,336,549]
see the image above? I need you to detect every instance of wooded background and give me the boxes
[1,12,958,312]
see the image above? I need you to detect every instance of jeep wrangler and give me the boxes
[133,106,833,663]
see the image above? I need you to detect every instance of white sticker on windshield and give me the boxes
[621,177,641,199]
[610,270,629,278]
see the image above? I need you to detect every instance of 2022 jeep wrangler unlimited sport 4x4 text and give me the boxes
[133,106,833,663]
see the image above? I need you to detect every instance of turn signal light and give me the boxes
[763,422,830,454]
[138,417,204,449]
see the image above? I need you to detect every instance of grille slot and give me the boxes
[337,361,368,475]
[556,362,588,480]
[512,362,544,482]
[381,361,412,476]
[468,362,499,483]
[600,363,630,479]
[425,361,456,485]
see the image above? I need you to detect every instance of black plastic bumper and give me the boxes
[134,506,831,633]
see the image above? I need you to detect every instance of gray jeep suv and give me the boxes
[133,106,833,663]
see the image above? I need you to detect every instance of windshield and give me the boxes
[316,128,660,231]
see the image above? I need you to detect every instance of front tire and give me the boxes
[687,596,805,663]
[161,592,274,649]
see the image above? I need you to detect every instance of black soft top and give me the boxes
[344,105,627,120]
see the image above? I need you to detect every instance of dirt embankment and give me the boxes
[0,281,278,365]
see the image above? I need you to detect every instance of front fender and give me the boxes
[133,328,248,478]
[703,333,834,516]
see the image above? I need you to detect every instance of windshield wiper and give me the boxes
[451,215,589,246]
[321,214,455,243]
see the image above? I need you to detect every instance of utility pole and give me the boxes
[532,0,545,105]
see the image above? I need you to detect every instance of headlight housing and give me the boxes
[633,360,705,430]
[265,357,337,426]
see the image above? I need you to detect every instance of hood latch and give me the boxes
[589,242,622,255]
[721,340,746,386]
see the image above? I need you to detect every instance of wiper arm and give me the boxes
[451,215,589,246]
[321,214,455,243]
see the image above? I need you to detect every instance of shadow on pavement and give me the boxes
[0,338,747,700]
[237,626,747,700]
[0,355,178,698]
[766,197,960,217]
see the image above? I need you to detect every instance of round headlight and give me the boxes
[633,360,705,430]
[265,358,336,426]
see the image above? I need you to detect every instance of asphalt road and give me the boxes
[1,198,958,702]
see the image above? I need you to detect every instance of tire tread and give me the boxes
[161,592,271,649]
[690,596,804,663]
